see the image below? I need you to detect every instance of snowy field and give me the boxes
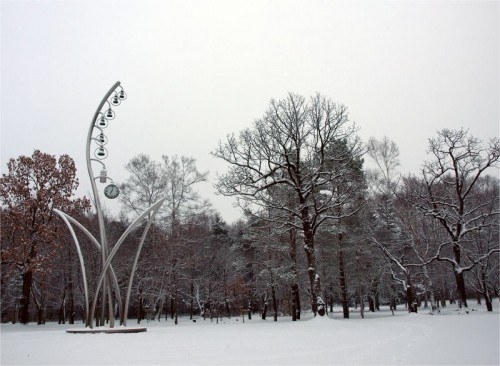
[1,302,499,366]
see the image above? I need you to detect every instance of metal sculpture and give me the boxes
[55,82,165,329]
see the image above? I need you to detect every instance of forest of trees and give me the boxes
[1,94,499,325]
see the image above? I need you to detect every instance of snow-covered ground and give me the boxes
[1,302,499,366]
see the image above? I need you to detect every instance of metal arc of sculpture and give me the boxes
[55,82,165,329]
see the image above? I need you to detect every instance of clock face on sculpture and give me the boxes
[104,184,119,199]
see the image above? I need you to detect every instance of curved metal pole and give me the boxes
[89,198,166,328]
[54,210,124,328]
[53,209,90,327]
[123,198,166,326]
[85,81,120,197]
[86,81,120,328]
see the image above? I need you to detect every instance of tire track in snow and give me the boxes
[346,323,411,365]
[345,320,432,365]
[391,321,432,365]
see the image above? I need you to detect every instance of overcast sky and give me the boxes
[1,0,498,223]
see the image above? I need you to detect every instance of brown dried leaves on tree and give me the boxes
[0,150,90,294]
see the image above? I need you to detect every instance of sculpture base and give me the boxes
[66,327,147,334]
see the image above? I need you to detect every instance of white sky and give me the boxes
[1,0,499,223]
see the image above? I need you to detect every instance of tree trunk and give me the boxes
[288,226,301,320]
[454,270,468,308]
[19,270,33,324]
[95,298,102,327]
[261,294,268,320]
[372,280,380,311]
[328,286,334,313]
[174,290,178,325]
[390,284,397,312]
[58,305,65,324]
[35,281,47,325]
[170,296,175,319]
[359,292,365,319]
[440,283,447,307]
[166,298,170,320]
[291,283,301,321]
[390,298,396,315]
[406,277,417,313]
[190,282,194,320]
[452,242,468,308]
[224,295,231,319]
[301,210,322,316]
[58,296,66,324]
[338,248,349,319]
[368,297,375,312]
[247,292,252,320]
[481,272,493,312]
[138,295,144,324]
[422,265,437,313]
[12,303,18,324]
[68,279,75,324]
[37,305,45,325]
[271,283,278,322]
[484,293,493,312]
[157,296,165,321]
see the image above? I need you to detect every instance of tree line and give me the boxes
[1,93,498,325]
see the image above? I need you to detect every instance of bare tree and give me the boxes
[367,136,401,194]
[405,129,500,307]
[119,154,167,216]
[119,154,209,323]
[366,137,433,313]
[213,93,363,316]
[368,195,421,313]
[161,155,209,230]
[466,176,500,311]
[120,154,209,223]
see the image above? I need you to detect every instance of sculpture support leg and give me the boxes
[53,209,90,327]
